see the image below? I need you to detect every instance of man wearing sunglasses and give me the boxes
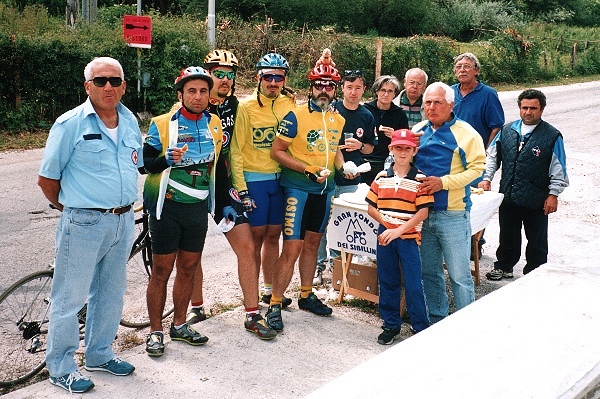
[185,50,277,340]
[266,63,346,332]
[38,57,142,393]
[315,69,377,285]
[230,52,297,316]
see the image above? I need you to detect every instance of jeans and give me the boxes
[46,208,134,377]
[420,210,474,323]
[377,226,430,332]
[317,184,359,271]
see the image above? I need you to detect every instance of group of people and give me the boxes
[37,49,568,393]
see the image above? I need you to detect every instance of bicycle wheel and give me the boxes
[0,270,53,386]
[120,211,175,328]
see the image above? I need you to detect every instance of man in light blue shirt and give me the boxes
[38,56,142,394]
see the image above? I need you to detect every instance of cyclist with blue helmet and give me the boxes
[230,52,298,313]
[186,50,278,341]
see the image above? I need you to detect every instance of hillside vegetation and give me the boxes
[0,2,599,134]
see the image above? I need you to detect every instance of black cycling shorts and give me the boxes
[149,199,208,254]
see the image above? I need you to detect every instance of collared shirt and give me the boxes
[413,115,486,211]
[39,97,143,209]
[451,81,505,146]
[398,90,424,128]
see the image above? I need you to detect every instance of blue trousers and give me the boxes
[376,225,430,332]
[46,208,134,377]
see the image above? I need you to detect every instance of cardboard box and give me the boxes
[332,257,378,295]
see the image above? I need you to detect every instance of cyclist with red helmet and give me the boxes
[265,62,346,331]
[186,50,278,340]
[142,66,222,356]
[230,52,297,313]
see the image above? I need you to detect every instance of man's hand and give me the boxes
[478,180,491,191]
[238,190,256,212]
[304,165,328,183]
[341,137,361,152]
[222,205,237,221]
[417,176,443,195]
[165,144,188,166]
[414,131,423,146]
[544,194,558,215]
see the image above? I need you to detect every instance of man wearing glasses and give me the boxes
[266,63,346,331]
[38,57,142,393]
[393,68,429,128]
[314,69,377,283]
[452,52,505,259]
[230,52,297,318]
[451,53,504,149]
[185,50,277,340]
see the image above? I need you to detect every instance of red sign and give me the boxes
[123,15,152,49]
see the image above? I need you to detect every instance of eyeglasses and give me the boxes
[454,63,475,71]
[212,69,235,80]
[261,74,285,83]
[406,80,424,87]
[378,89,395,95]
[344,70,363,78]
[90,77,123,87]
[313,83,336,92]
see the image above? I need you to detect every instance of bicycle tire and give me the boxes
[0,269,53,387]
[120,211,175,328]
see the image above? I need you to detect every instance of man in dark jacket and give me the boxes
[479,89,569,280]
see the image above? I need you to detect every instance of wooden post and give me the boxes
[571,43,577,70]
[375,39,382,79]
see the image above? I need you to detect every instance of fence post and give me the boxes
[571,43,577,70]
[375,39,382,78]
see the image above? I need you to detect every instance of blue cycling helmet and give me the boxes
[256,52,289,73]
[174,66,214,91]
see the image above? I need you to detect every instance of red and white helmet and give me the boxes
[174,66,213,91]
[308,64,341,83]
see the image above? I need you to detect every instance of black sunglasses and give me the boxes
[344,70,364,78]
[261,74,286,83]
[91,77,123,87]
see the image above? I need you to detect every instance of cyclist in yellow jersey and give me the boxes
[186,50,277,340]
[265,63,345,331]
[230,53,297,309]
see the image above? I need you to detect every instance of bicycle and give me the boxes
[0,205,174,387]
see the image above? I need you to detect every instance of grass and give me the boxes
[0,130,48,152]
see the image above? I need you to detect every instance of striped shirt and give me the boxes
[365,164,434,242]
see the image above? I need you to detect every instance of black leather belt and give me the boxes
[88,205,132,214]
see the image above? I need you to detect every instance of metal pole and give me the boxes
[207,0,215,49]
[137,0,142,96]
